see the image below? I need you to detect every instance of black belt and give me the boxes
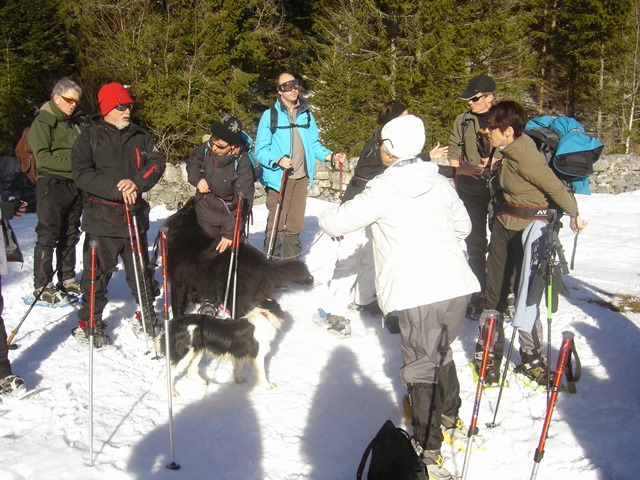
[503,202,549,220]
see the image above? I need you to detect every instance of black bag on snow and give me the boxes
[356,420,425,480]
[524,116,604,194]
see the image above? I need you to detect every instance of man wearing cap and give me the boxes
[27,77,85,305]
[255,72,345,258]
[186,114,255,252]
[448,74,500,317]
[319,115,478,480]
[71,82,165,348]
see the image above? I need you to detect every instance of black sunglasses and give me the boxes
[487,124,499,131]
[115,103,134,111]
[469,94,487,103]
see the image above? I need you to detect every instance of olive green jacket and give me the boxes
[27,101,83,180]
[497,134,578,231]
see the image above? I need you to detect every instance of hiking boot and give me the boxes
[74,319,111,348]
[326,314,351,336]
[384,312,400,334]
[0,375,26,396]
[474,351,500,385]
[515,357,554,385]
[421,449,454,480]
[354,300,382,316]
[466,293,485,320]
[36,283,67,306]
[58,278,82,296]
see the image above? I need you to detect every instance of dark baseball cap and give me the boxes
[459,74,496,100]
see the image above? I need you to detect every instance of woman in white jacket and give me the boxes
[319,115,478,479]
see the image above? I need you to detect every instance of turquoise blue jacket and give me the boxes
[255,97,332,191]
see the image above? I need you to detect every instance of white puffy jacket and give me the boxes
[319,159,480,314]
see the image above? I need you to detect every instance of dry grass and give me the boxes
[588,294,640,313]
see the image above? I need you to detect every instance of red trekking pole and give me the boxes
[87,239,98,467]
[222,194,244,318]
[461,311,498,480]
[266,166,290,260]
[158,226,181,471]
[530,331,580,480]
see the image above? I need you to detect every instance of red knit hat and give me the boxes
[98,82,135,116]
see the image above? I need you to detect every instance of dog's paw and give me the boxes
[171,389,181,397]
[260,382,277,390]
[234,376,247,384]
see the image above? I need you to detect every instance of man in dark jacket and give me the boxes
[71,82,165,348]
[448,74,500,317]
[186,114,255,252]
[27,77,84,305]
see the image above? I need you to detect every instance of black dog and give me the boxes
[163,198,312,317]
[156,299,285,396]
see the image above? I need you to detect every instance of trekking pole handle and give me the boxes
[159,227,169,318]
[232,194,244,250]
[89,240,98,331]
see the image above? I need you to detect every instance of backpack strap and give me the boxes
[269,105,311,134]
[356,435,377,480]
[459,112,471,163]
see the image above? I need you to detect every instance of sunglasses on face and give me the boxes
[59,95,79,106]
[469,94,487,103]
[115,103,134,111]
[278,80,300,92]
[487,124,499,131]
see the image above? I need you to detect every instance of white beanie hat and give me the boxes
[380,114,426,160]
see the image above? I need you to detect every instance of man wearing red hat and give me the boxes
[71,82,165,348]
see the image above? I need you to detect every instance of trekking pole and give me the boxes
[529,331,577,480]
[6,267,59,349]
[125,205,150,353]
[159,226,181,471]
[87,239,98,467]
[486,325,518,428]
[222,194,244,318]
[570,231,579,270]
[461,311,497,480]
[266,167,291,260]
[544,210,558,401]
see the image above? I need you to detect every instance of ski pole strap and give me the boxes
[564,336,582,394]
[503,202,549,220]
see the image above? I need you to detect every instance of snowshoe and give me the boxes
[419,449,455,480]
[24,283,79,308]
[132,310,163,338]
[514,357,555,387]
[0,375,27,397]
[72,320,112,349]
[312,309,351,337]
[473,351,502,386]
[57,278,83,297]
[440,414,486,452]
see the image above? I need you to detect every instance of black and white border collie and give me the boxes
[156,299,285,396]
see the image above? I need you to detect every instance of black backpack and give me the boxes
[357,420,425,480]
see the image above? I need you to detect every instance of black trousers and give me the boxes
[0,277,11,379]
[458,187,490,292]
[34,177,82,287]
[77,233,156,323]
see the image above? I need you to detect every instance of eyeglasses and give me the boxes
[59,95,79,106]
[487,124,499,131]
[469,94,487,103]
[210,138,231,150]
[376,138,394,150]
[115,103,134,111]
[278,80,300,92]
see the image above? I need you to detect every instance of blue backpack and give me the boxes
[240,131,262,182]
[525,116,604,194]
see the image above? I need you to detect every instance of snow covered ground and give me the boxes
[1,192,639,480]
